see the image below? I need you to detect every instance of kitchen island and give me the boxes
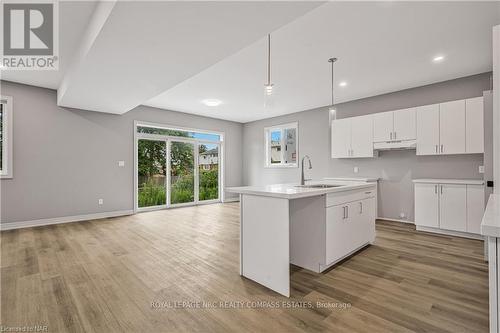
[226,179,377,297]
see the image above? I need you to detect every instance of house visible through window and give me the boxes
[265,122,298,167]
[0,96,13,178]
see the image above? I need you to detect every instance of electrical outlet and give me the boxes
[118,161,125,167]
[479,165,484,174]
[98,199,104,205]
[353,166,359,173]
[399,212,406,219]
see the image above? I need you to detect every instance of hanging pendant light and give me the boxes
[328,57,338,119]
[264,34,274,106]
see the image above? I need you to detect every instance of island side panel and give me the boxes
[241,194,290,297]
[290,195,326,273]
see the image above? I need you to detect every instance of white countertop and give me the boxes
[323,177,379,182]
[481,194,500,237]
[412,178,485,185]
[225,181,376,199]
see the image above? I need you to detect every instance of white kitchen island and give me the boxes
[226,180,377,297]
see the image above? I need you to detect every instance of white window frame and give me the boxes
[264,122,298,168]
[134,120,225,213]
[1,96,13,179]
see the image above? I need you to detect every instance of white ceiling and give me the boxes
[146,1,500,122]
[1,1,499,122]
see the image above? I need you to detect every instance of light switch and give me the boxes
[118,161,125,167]
[479,165,484,174]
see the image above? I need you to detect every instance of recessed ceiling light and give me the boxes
[433,55,445,63]
[202,99,222,107]
[339,81,347,87]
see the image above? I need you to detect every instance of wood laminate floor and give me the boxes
[1,203,489,332]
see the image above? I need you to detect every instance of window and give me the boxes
[135,121,223,211]
[264,122,298,167]
[0,96,13,178]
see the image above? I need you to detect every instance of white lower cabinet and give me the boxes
[414,179,485,236]
[325,195,375,267]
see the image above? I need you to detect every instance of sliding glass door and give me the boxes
[135,123,223,211]
[198,143,219,201]
[137,139,166,208]
[170,141,195,205]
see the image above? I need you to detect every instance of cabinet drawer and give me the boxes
[326,188,375,207]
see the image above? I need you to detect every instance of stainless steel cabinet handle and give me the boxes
[359,202,363,214]
[390,132,393,140]
[394,132,396,140]
[440,144,444,153]
[342,206,346,219]
[434,185,437,194]
[346,206,349,219]
[440,185,443,195]
[435,145,438,154]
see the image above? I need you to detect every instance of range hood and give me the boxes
[373,139,416,151]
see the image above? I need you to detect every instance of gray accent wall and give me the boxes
[0,81,243,224]
[243,73,492,222]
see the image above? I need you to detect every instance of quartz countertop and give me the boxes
[225,181,376,200]
[412,179,485,185]
[481,194,500,237]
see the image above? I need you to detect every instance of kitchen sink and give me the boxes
[295,184,343,188]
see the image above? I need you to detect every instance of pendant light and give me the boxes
[264,34,274,106]
[328,57,338,119]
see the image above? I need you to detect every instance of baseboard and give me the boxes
[223,197,240,203]
[416,225,484,240]
[0,210,134,231]
[377,217,414,224]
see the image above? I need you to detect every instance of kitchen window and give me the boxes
[264,122,298,168]
[0,96,13,178]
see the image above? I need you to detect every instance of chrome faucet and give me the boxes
[300,155,312,185]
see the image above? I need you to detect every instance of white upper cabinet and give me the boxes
[331,115,373,158]
[331,118,351,158]
[351,115,374,158]
[439,100,466,155]
[416,104,440,155]
[416,97,483,156]
[465,97,484,153]
[393,108,416,141]
[373,111,393,142]
[373,108,416,142]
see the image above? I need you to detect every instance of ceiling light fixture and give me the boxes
[433,55,445,62]
[328,57,338,119]
[202,99,222,107]
[264,33,274,105]
[339,81,347,87]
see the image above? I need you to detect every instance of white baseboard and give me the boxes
[377,217,414,224]
[0,210,134,231]
[223,197,240,203]
[416,225,484,240]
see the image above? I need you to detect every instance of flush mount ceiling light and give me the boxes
[339,81,347,87]
[202,99,222,107]
[264,33,274,103]
[328,57,338,119]
[433,55,445,63]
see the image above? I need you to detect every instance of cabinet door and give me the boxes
[439,184,467,232]
[373,111,393,142]
[351,115,374,158]
[331,118,351,158]
[416,104,440,155]
[393,107,416,141]
[439,100,466,154]
[465,97,484,153]
[466,184,485,234]
[356,198,376,245]
[415,183,439,228]
[326,205,351,264]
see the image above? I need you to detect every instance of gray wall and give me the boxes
[0,81,243,224]
[243,73,492,221]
